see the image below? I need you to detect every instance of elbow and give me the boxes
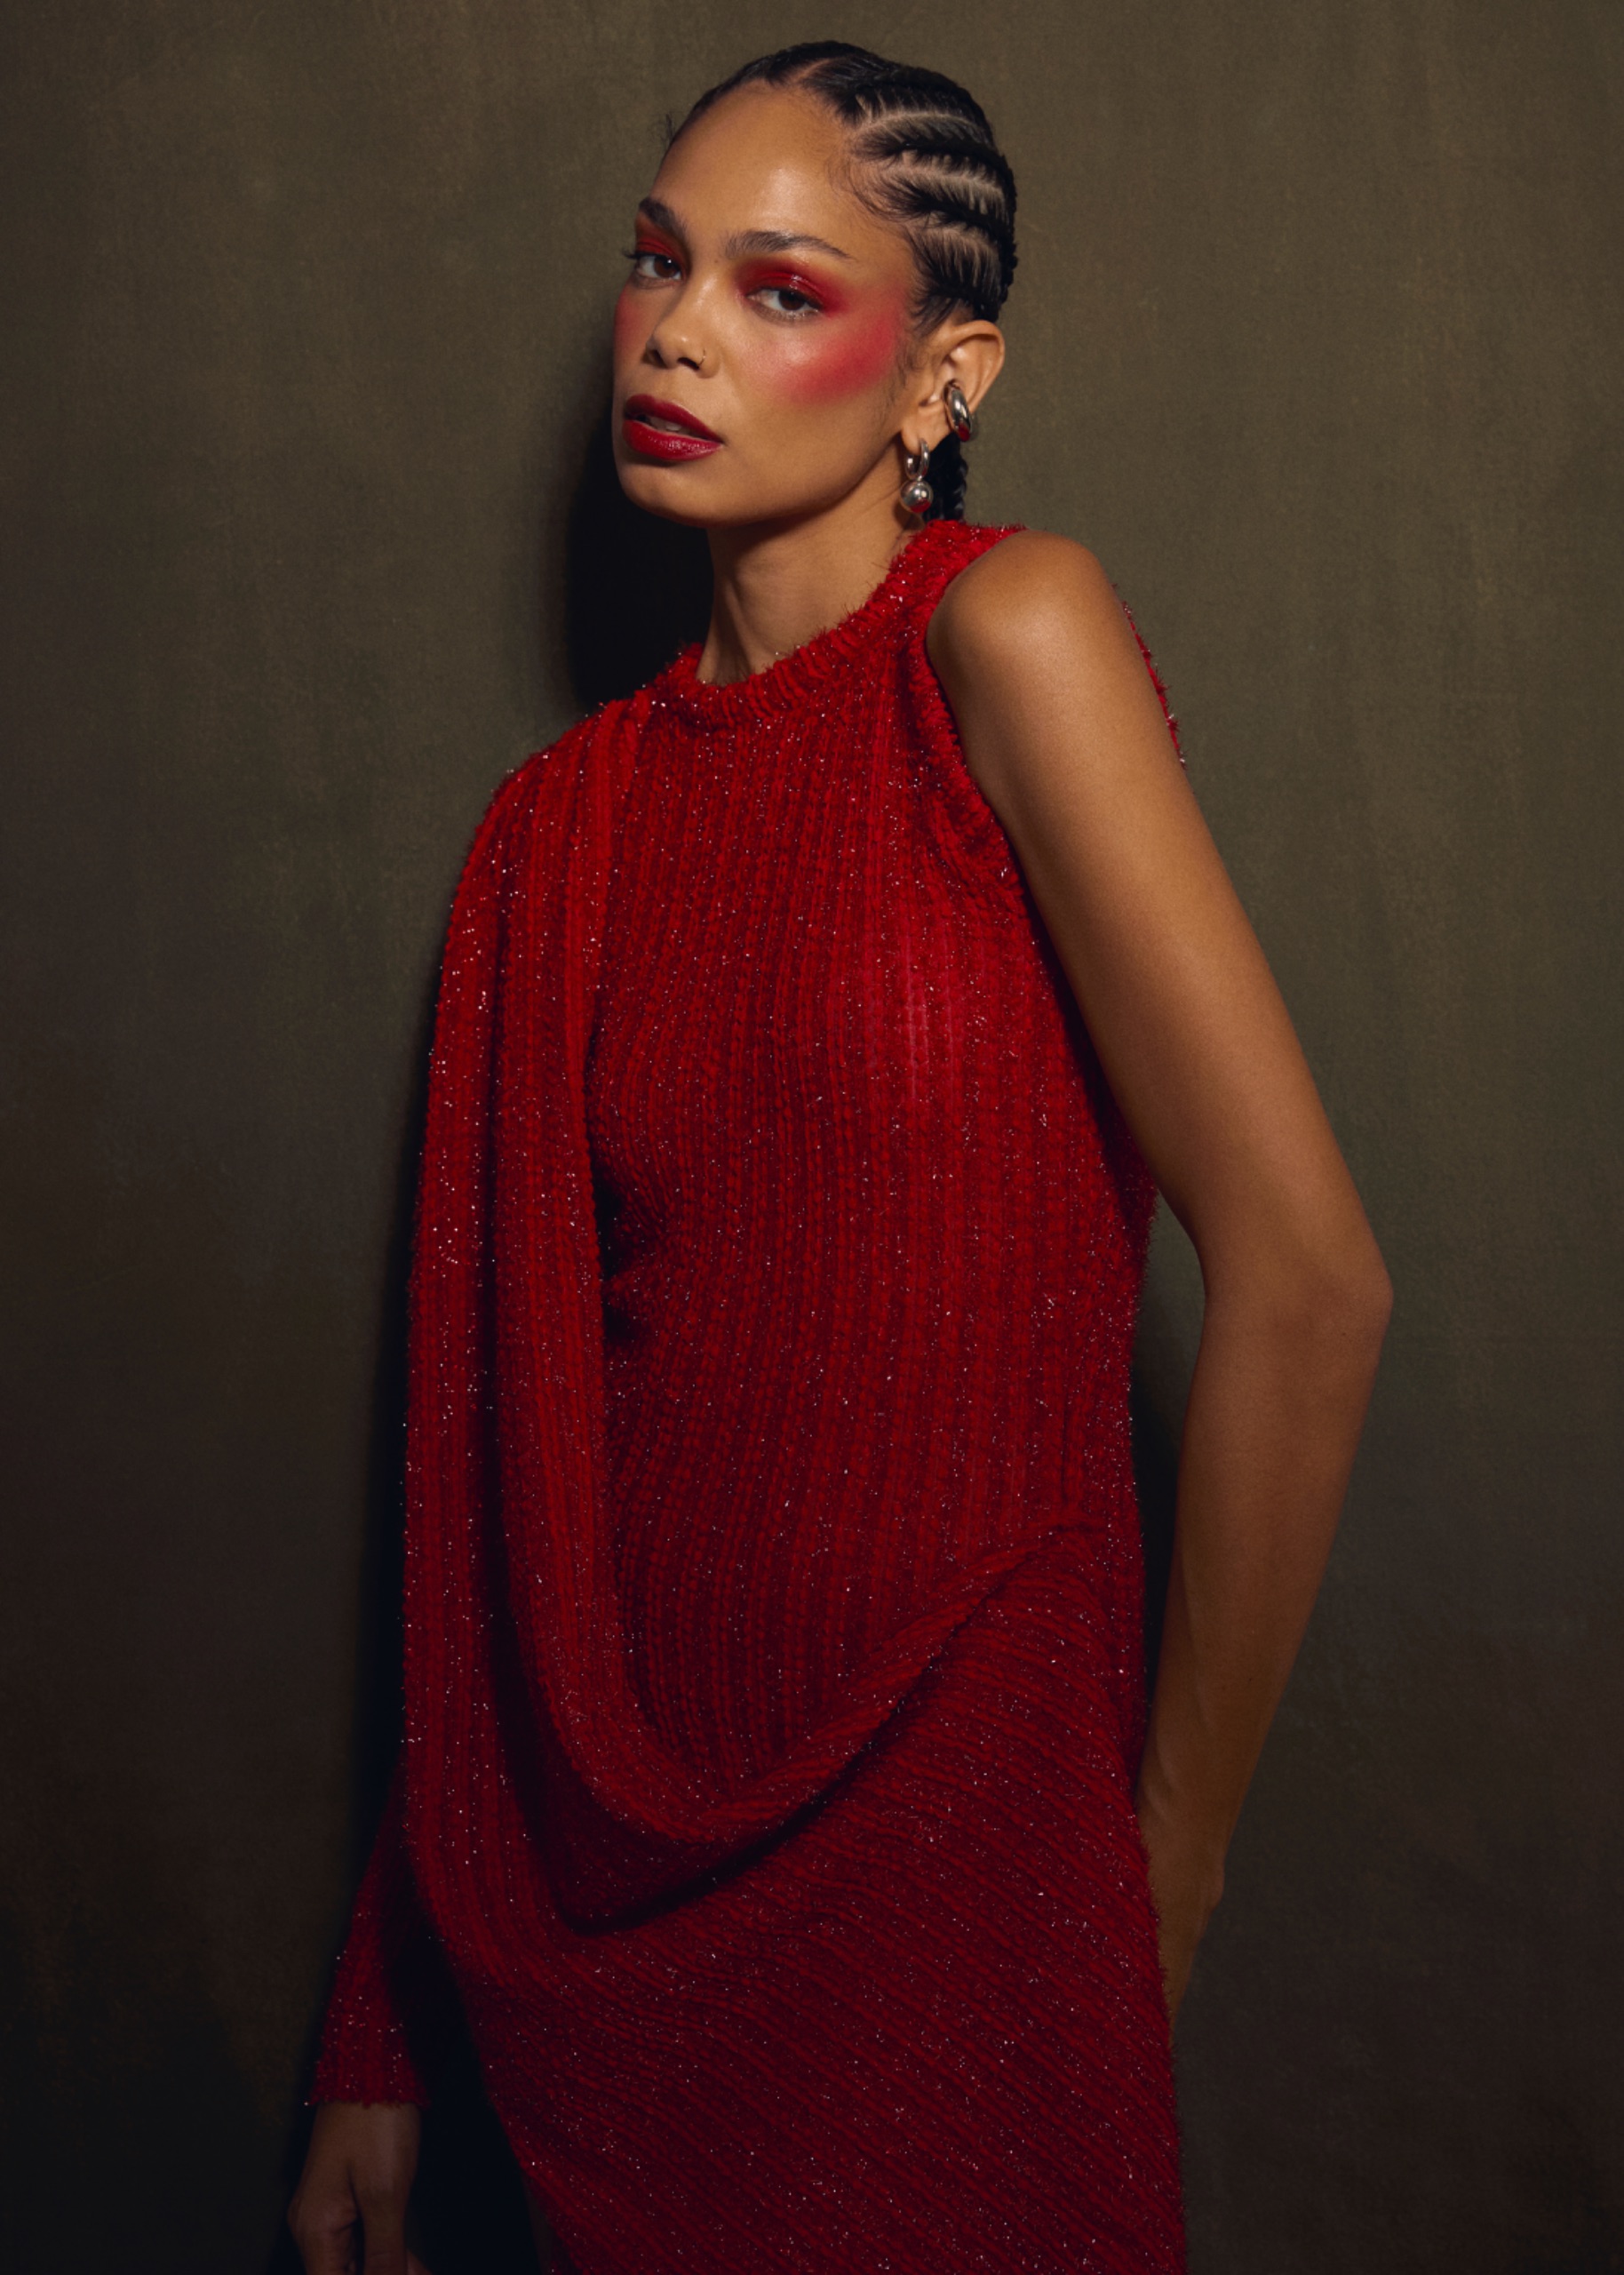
[1283,1236,1393,1368]
[1362,1247,1396,1340]
[1329,1225,1394,1345]
[1206,1222,1393,1361]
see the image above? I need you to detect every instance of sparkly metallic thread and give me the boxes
[313,520,1188,2272]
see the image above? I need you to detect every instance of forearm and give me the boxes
[1136,1264,1389,1865]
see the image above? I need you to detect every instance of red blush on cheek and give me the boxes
[612,286,646,360]
[771,303,908,407]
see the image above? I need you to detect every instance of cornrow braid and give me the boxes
[673,42,1018,521]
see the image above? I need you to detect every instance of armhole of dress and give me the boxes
[903,534,1188,903]
[1114,595,1185,768]
[902,524,1034,909]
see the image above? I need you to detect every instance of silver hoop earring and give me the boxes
[900,446,935,516]
[943,380,979,442]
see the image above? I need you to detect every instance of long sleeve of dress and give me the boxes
[304,718,618,2103]
[309,1768,458,2105]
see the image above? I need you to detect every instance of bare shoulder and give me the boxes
[925,530,1174,801]
[927,530,1130,682]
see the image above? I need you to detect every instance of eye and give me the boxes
[625,246,681,283]
[751,282,823,318]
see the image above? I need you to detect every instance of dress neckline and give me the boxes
[656,518,977,726]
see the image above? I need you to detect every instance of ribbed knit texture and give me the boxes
[314,519,1187,2271]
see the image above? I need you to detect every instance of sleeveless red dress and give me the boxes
[314,518,1187,2271]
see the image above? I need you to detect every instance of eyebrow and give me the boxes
[636,198,854,263]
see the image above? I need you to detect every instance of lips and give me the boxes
[623,394,721,462]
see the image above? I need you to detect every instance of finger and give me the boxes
[288,2196,361,2275]
[357,2193,410,2275]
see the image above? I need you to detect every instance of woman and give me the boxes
[291,42,1390,2275]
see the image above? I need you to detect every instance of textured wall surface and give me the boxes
[2,3,1619,2269]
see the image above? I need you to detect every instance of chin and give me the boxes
[614,453,727,528]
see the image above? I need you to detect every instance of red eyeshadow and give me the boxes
[738,261,842,315]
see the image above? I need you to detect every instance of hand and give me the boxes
[1134,1792,1226,2026]
[288,2101,430,2275]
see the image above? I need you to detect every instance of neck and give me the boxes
[698,479,919,687]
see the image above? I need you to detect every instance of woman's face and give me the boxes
[611,87,935,528]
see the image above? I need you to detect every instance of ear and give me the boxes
[902,320,1007,453]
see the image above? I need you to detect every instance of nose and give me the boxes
[644,276,712,374]
[645,318,707,373]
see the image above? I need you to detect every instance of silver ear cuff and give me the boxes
[943,380,979,441]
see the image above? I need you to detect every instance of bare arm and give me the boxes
[929,534,1392,2018]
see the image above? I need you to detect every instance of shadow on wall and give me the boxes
[561,392,712,709]
[1509,2097,1624,2275]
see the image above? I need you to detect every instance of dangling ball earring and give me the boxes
[943,379,979,441]
[900,445,935,516]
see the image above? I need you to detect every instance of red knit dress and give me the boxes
[314,517,1187,2272]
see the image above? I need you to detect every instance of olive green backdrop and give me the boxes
[2,2,1619,2268]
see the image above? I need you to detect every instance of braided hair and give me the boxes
[673,43,1018,521]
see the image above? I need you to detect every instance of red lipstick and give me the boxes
[623,394,721,461]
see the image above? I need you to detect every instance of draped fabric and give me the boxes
[314,520,1187,2271]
